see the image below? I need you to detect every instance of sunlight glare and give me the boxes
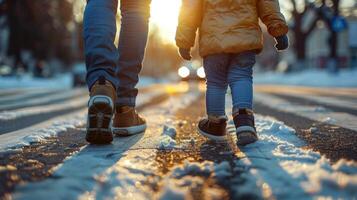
[150,0,182,44]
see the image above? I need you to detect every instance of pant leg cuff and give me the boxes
[207,111,226,116]
[86,70,118,90]
[233,103,253,110]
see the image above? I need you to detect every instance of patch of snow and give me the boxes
[158,182,192,200]
[0,110,86,151]
[233,115,357,199]
[157,160,232,199]
[0,74,73,89]
[169,161,214,179]
[322,117,337,123]
[213,161,232,180]
[129,90,201,150]
[163,124,177,138]
[158,135,177,150]
[159,124,178,150]
[255,68,357,87]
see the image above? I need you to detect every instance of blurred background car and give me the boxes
[178,60,205,81]
[0,63,11,76]
[72,63,86,87]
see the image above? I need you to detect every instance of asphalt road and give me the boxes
[0,82,356,199]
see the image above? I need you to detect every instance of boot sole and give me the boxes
[112,124,147,137]
[86,95,114,144]
[197,127,227,141]
[236,126,258,146]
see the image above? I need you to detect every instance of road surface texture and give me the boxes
[0,82,356,199]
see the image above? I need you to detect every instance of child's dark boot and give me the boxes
[233,109,258,146]
[198,115,227,141]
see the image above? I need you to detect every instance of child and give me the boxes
[176,0,289,146]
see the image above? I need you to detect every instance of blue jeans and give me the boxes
[203,52,256,116]
[83,0,151,106]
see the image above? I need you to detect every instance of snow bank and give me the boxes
[0,74,73,89]
[255,68,357,87]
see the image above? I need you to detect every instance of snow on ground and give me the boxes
[232,115,357,199]
[13,88,200,200]
[158,124,177,150]
[12,89,357,199]
[158,116,357,199]
[0,109,87,151]
[255,68,357,87]
[0,74,73,89]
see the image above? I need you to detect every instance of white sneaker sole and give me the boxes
[86,95,114,144]
[112,124,147,136]
[88,95,114,109]
[197,128,227,141]
[236,126,256,134]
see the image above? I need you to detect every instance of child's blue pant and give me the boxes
[203,51,256,116]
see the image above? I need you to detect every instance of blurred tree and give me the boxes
[5,0,77,73]
[287,0,349,69]
[6,0,31,72]
[320,0,344,65]
[288,0,320,63]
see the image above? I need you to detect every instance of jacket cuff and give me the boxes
[175,26,197,49]
[268,23,289,38]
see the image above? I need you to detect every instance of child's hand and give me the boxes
[275,35,289,51]
[178,48,192,60]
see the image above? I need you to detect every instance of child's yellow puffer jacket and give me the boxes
[176,0,288,57]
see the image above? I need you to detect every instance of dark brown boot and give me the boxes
[86,76,116,144]
[198,115,227,141]
[112,106,146,136]
[233,109,258,146]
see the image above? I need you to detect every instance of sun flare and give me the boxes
[150,0,182,44]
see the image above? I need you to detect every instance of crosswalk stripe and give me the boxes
[255,86,357,110]
[0,89,61,105]
[0,89,87,111]
[254,92,357,132]
[255,85,357,98]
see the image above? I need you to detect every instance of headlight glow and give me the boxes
[196,67,205,78]
[178,66,190,78]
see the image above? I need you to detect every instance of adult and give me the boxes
[83,0,150,144]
